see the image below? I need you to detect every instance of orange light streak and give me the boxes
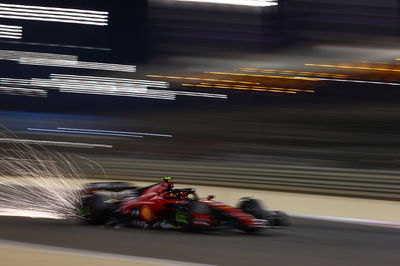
[198,82,313,93]
[237,67,348,78]
[205,72,319,81]
[182,83,316,94]
[146,74,260,85]
[305,64,400,72]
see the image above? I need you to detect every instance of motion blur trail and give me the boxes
[0,131,92,219]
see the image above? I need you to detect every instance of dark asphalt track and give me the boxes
[0,216,399,266]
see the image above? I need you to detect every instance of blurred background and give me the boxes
[0,0,399,199]
[0,1,399,265]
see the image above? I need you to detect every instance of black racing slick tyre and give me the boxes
[265,211,290,227]
[88,194,109,225]
[238,198,266,219]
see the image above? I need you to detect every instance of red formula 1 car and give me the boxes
[78,177,289,232]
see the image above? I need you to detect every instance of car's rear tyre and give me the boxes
[88,194,109,225]
[238,198,267,219]
[265,211,290,227]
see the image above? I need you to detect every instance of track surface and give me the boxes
[0,217,399,266]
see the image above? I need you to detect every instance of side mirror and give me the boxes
[207,195,215,200]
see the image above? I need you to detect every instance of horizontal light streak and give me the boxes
[0,51,132,73]
[19,58,136,72]
[0,74,225,100]
[0,40,109,51]
[0,24,22,30]
[0,24,22,39]
[0,77,168,99]
[200,82,313,92]
[305,63,400,72]
[360,61,400,65]
[146,74,259,85]
[237,67,349,79]
[56,84,225,100]
[0,8,106,20]
[175,0,277,7]
[0,34,20,39]
[174,90,228,98]
[33,75,174,100]
[51,74,167,88]
[0,28,21,33]
[310,77,400,86]
[58,87,176,100]
[204,72,320,81]
[20,58,77,66]
[0,3,108,26]
[0,138,112,149]
[0,208,64,219]
[26,128,144,138]
[0,50,77,61]
[0,14,107,26]
[182,83,304,94]
[0,3,107,15]
[58,86,226,100]
[57,127,173,138]
[31,79,148,94]
[0,86,47,97]
[0,78,31,86]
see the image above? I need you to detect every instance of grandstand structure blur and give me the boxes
[149,0,400,54]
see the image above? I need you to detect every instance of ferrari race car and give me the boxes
[78,177,289,232]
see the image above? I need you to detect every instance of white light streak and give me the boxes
[0,15,106,26]
[27,128,144,138]
[0,78,47,98]
[57,127,173,138]
[298,77,400,86]
[0,74,226,100]
[48,74,226,99]
[0,3,108,26]
[175,91,228,99]
[0,86,47,97]
[42,74,175,100]
[0,77,31,86]
[0,50,77,61]
[20,57,77,66]
[175,0,278,7]
[31,79,148,94]
[50,74,168,88]
[0,24,22,39]
[0,24,22,30]
[20,58,136,73]
[0,3,107,15]
[0,34,20,39]
[0,208,64,219]
[0,138,112,149]
[59,87,176,100]
[0,9,105,21]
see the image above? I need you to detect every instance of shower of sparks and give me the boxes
[0,131,97,219]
